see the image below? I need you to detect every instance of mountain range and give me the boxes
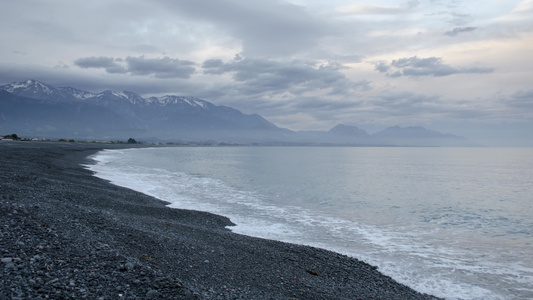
[0,79,476,146]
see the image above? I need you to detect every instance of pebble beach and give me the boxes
[0,142,439,299]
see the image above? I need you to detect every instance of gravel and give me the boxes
[0,141,441,299]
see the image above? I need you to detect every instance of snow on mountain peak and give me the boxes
[111,91,127,99]
[90,90,147,105]
[58,86,96,100]
[2,79,54,95]
[1,79,214,109]
[147,95,211,108]
[183,97,209,108]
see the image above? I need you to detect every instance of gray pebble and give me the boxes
[1,257,13,264]
[146,289,159,297]
[4,263,15,270]
[125,262,134,271]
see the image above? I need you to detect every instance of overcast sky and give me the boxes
[1,0,532,145]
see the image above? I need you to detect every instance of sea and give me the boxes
[86,146,533,300]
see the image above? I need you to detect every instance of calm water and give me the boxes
[87,147,533,299]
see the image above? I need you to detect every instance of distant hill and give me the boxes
[371,125,477,146]
[0,80,476,146]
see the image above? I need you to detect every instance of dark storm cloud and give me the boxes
[202,56,369,96]
[74,56,126,74]
[124,56,196,78]
[445,26,477,36]
[374,56,494,77]
[202,57,339,86]
[74,56,196,79]
[155,0,332,56]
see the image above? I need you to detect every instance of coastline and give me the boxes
[1,142,440,299]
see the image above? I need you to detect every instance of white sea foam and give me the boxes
[85,147,533,300]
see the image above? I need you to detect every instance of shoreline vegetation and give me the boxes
[1,141,440,299]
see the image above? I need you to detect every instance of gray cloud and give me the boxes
[202,56,370,97]
[374,56,494,77]
[365,90,442,118]
[195,56,372,125]
[374,61,391,73]
[74,56,126,74]
[445,26,477,36]
[507,90,533,109]
[74,56,116,69]
[291,97,360,112]
[124,56,195,78]
[338,1,420,16]
[155,0,332,57]
[130,44,162,54]
[1,0,531,145]
[342,90,498,128]
[74,56,196,78]
[201,59,226,75]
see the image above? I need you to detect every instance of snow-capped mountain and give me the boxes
[0,80,284,141]
[147,95,210,107]
[1,79,69,102]
[57,86,97,100]
[1,80,147,105]
[0,79,475,145]
[1,79,54,95]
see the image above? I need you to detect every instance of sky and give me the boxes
[1,0,532,146]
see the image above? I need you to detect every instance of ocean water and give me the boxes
[86,147,533,299]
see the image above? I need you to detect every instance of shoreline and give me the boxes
[1,142,440,299]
